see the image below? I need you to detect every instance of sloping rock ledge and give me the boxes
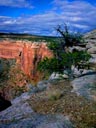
[0,92,73,128]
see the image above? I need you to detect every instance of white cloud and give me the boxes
[0,0,33,8]
[0,0,96,35]
[72,24,89,29]
[52,0,96,31]
[3,19,17,25]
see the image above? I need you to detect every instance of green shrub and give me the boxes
[38,25,91,78]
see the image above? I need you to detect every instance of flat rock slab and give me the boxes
[0,92,73,128]
[0,114,73,128]
[71,74,96,101]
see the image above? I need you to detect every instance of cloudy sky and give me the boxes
[0,0,96,36]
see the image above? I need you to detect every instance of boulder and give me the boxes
[89,58,96,63]
[71,66,82,77]
[91,54,96,58]
[87,47,96,54]
[49,73,60,80]
[86,42,96,49]
[72,46,86,51]
[49,73,69,80]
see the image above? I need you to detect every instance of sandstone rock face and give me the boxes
[0,40,52,80]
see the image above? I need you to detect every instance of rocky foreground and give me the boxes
[0,73,96,128]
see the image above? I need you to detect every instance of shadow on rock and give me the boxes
[0,95,12,112]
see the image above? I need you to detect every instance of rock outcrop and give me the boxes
[0,91,73,128]
[0,40,52,80]
[71,74,96,101]
[84,30,96,65]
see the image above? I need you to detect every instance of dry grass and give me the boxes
[28,80,96,128]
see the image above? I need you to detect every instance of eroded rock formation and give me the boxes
[0,40,52,80]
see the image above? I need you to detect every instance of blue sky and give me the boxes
[0,0,96,36]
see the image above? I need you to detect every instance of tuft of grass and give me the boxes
[48,89,63,101]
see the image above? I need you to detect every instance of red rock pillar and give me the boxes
[22,43,30,76]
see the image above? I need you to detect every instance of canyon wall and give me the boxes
[0,40,52,80]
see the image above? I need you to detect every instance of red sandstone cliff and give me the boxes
[0,40,52,81]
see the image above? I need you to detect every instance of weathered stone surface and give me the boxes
[71,46,86,51]
[89,58,96,64]
[84,30,96,64]
[0,40,52,80]
[77,36,96,65]
[84,30,96,41]
[86,42,96,49]
[49,73,69,80]
[71,74,96,101]
[0,92,73,128]
[87,47,96,54]
[71,65,95,77]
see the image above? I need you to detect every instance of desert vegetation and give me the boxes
[38,25,91,78]
[0,59,29,100]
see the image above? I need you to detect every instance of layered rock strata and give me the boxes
[0,40,52,80]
